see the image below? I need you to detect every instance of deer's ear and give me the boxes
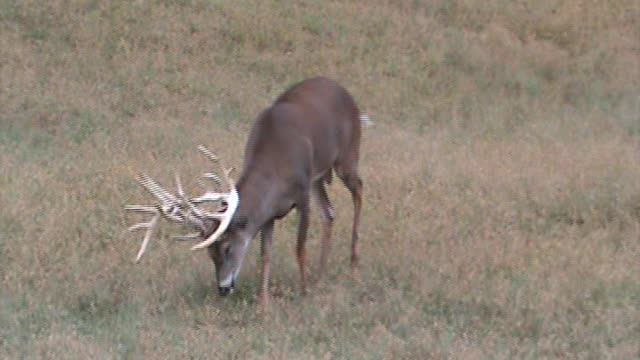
[232,215,248,230]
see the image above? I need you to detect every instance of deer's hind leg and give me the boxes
[335,163,363,270]
[312,179,335,279]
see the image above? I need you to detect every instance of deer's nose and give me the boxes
[218,286,231,296]
[218,285,235,296]
[218,280,235,296]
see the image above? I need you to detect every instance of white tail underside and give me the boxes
[359,113,373,127]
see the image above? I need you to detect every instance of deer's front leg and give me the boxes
[259,219,275,311]
[296,197,311,294]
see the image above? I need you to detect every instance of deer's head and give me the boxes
[204,215,251,295]
[125,145,245,296]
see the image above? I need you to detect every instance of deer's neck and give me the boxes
[235,168,290,238]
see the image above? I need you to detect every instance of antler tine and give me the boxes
[172,233,201,241]
[198,145,235,191]
[127,221,155,232]
[202,173,222,187]
[197,144,218,162]
[190,191,227,204]
[137,173,179,206]
[125,205,158,213]
[131,212,161,263]
[222,167,235,190]
[175,172,185,199]
[127,175,176,263]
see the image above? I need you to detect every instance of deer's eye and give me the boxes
[223,244,231,257]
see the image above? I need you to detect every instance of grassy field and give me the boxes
[1,0,639,358]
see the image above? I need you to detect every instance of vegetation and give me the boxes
[1,0,639,358]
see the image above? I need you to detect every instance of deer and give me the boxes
[125,77,370,309]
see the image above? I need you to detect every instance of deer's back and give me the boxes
[242,77,360,182]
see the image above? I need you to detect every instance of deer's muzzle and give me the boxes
[218,279,235,296]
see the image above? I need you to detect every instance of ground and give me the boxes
[1,0,639,358]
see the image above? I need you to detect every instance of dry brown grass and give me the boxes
[2,0,639,358]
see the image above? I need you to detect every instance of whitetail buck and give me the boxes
[126,77,370,308]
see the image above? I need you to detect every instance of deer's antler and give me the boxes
[124,145,240,261]
[190,145,239,250]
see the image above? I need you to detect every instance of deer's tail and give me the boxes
[359,113,373,127]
